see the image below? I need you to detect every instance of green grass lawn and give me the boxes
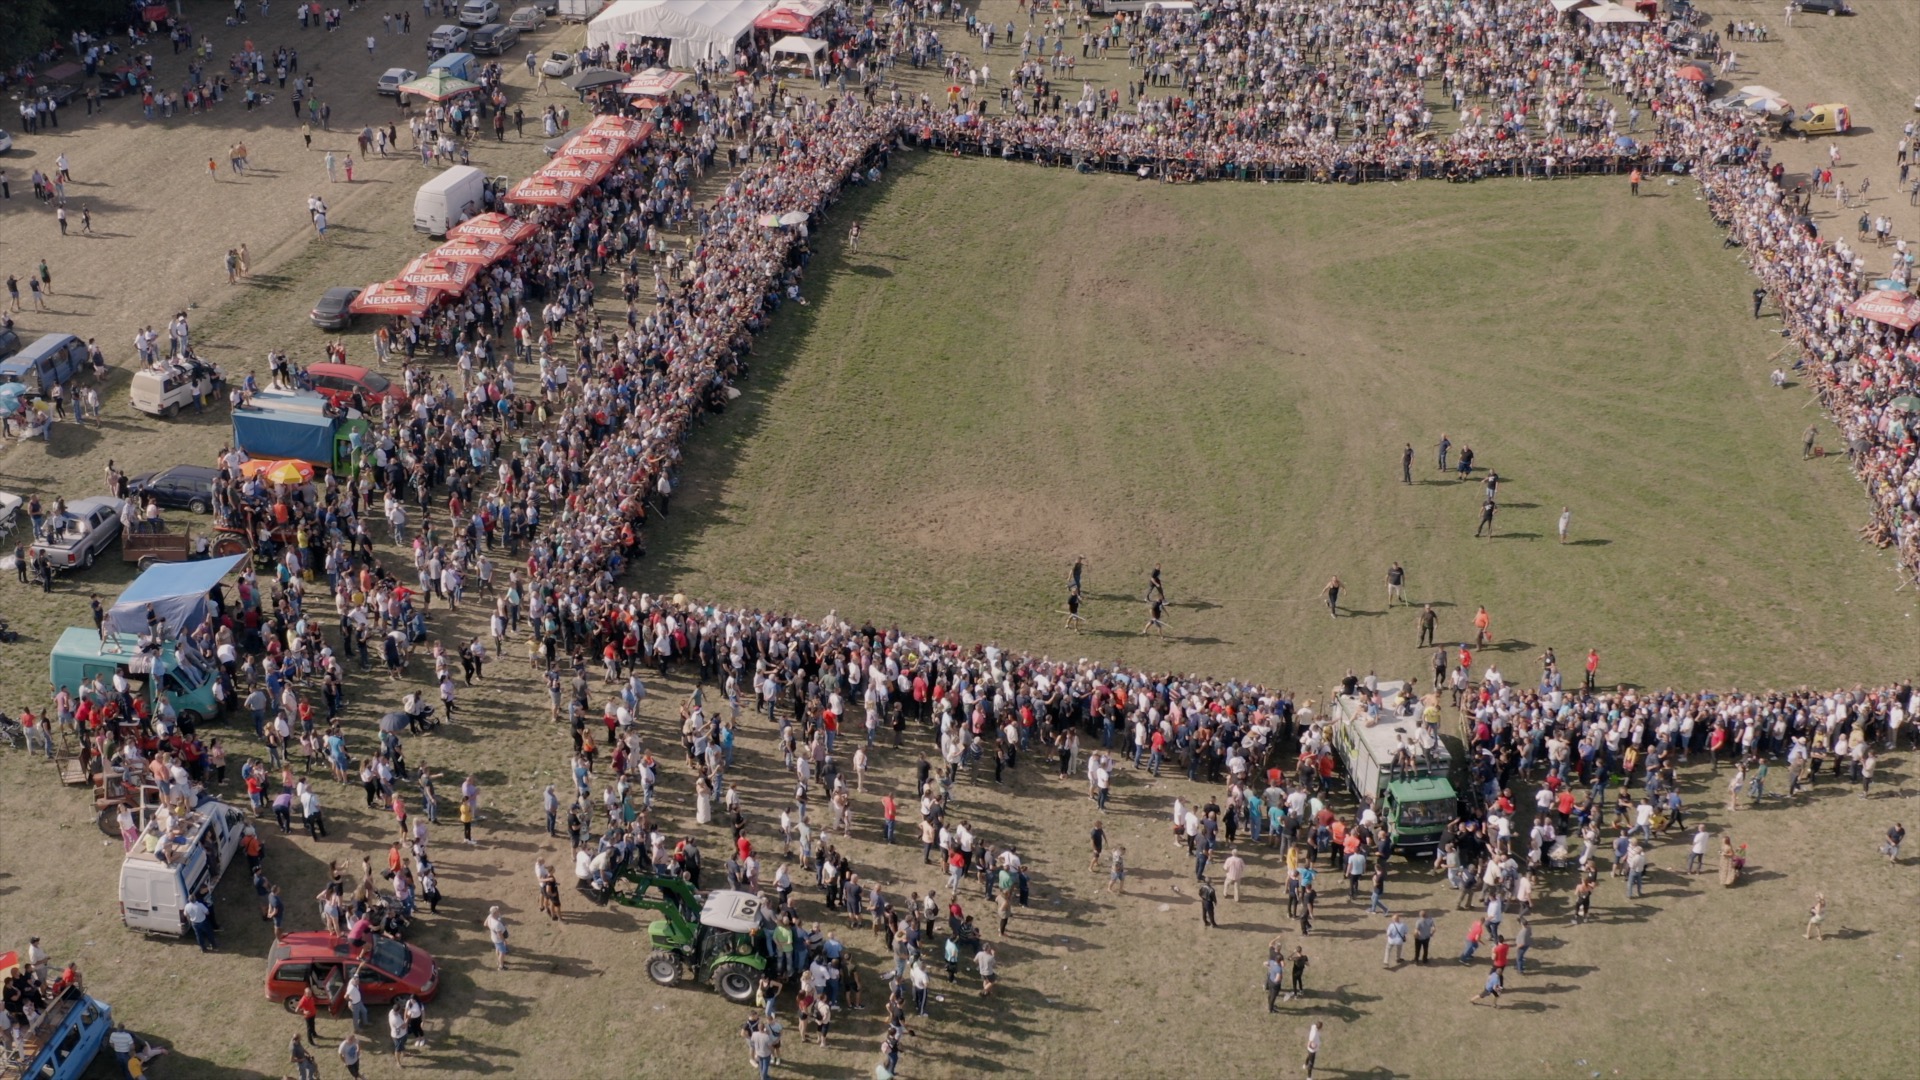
[648,154,1920,693]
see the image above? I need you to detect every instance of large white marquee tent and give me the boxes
[586,0,775,69]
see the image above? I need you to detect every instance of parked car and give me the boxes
[428,24,470,52]
[0,129,13,153]
[540,50,576,77]
[377,67,418,95]
[28,495,121,572]
[304,362,401,409]
[459,0,502,27]
[0,327,19,360]
[1795,0,1852,13]
[508,5,546,30]
[265,934,440,1013]
[310,286,362,330]
[130,465,219,514]
[35,84,81,106]
[471,23,520,54]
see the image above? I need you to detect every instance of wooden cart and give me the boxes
[121,523,196,570]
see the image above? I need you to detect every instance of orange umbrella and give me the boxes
[537,155,612,186]
[1850,289,1920,331]
[504,175,583,207]
[347,280,439,316]
[240,459,316,483]
[432,237,516,265]
[448,212,538,244]
[1675,65,1709,82]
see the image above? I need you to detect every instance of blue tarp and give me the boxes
[107,554,245,637]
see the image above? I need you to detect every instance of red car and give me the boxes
[303,362,402,410]
[265,933,439,1012]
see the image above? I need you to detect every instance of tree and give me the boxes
[0,0,55,69]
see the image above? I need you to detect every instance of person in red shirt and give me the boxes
[881,793,897,844]
[1584,649,1600,691]
[1491,939,1511,986]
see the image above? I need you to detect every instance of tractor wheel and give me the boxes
[713,963,757,1004]
[97,807,121,837]
[645,950,681,987]
[212,536,247,557]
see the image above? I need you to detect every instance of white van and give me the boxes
[119,797,250,935]
[413,165,487,237]
[129,359,219,418]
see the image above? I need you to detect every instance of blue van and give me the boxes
[0,333,87,394]
[11,985,114,1080]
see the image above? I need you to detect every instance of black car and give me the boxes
[471,23,520,55]
[130,465,219,514]
[310,286,362,330]
[36,84,81,106]
[1796,0,1853,13]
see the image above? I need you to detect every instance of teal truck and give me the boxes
[1330,680,1456,857]
[50,629,221,728]
[230,391,369,475]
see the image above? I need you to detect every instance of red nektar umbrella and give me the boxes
[1850,289,1920,331]
[347,280,438,316]
[536,155,612,186]
[557,133,630,161]
[582,114,649,143]
[397,255,478,294]
[619,68,693,99]
[432,237,516,265]
[503,175,584,207]
[448,212,539,244]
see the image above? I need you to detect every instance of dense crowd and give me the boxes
[17,0,1918,1073]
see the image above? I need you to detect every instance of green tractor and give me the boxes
[645,889,769,1004]
[610,868,703,921]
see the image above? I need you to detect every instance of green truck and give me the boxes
[1330,680,1457,858]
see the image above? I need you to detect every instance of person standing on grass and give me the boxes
[1287,945,1309,1000]
[1469,966,1503,1007]
[1437,433,1450,471]
[1629,167,1642,196]
[1383,914,1407,967]
[1476,497,1496,538]
[1386,562,1406,607]
[1402,443,1413,483]
[1558,506,1572,543]
[1324,576,1341,618]
[485,905,510,968]
[1304,1021,1322,1079]
[1805,893,1826,940]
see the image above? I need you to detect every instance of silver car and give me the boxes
[28,495,122,572]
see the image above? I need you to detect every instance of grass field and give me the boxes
[649,155,1920,693]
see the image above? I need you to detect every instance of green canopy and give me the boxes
[1891,395,1920,412]
[397,69,480,102]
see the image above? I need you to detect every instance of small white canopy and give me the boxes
[769,35,828,62]
[1548,0,1597,11]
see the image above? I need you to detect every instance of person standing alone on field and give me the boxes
[1629,167,1642,196]
[1304,1021,1322,1079]
[1437,434,1450,471]
[1324,576,1341,617]
[1402,442,1414,483]
[1386,562,1406,607]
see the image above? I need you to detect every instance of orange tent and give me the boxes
[448,212,539,244]
[536,155,612,186]
[432,237,516,265]
[347,280,439,316]
[504,176,583,207]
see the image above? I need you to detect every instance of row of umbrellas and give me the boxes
[351,115,655,316]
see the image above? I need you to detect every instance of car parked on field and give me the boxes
[0,129,13,153]
[459,0,502,27]
[377,67,418,95]
[130,465,220,515]
[28,495,122,572]
[428,24,470,52]
[265,934,441,1013]
[304,362,401,409]
[471,23,519,54]
[540,50,576,77]
[508,5,546,30]
[1795,0,1852,13]
[310,286,362,330]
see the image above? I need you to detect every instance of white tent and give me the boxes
[1578,3,1649,23]
[1548,0,1597,11]
[769,35,828,66]
[587,0,775,69]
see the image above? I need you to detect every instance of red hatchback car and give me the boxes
[266,933,439,1012]
[303,362,402,410]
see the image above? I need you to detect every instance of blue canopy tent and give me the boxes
[107,554,246,638]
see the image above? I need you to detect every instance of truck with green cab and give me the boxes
[1330,679,1457,858]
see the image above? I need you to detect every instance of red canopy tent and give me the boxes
[396,255,479,294]
[432,237,516,265]
[754,0,831,33]
[1850,290,1920,332]
[504,176,584,207]
[448,212,539,244]
[536,156,613,186]
[347,281,439,316]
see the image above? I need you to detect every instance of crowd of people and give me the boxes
[12,0,1918,1074]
